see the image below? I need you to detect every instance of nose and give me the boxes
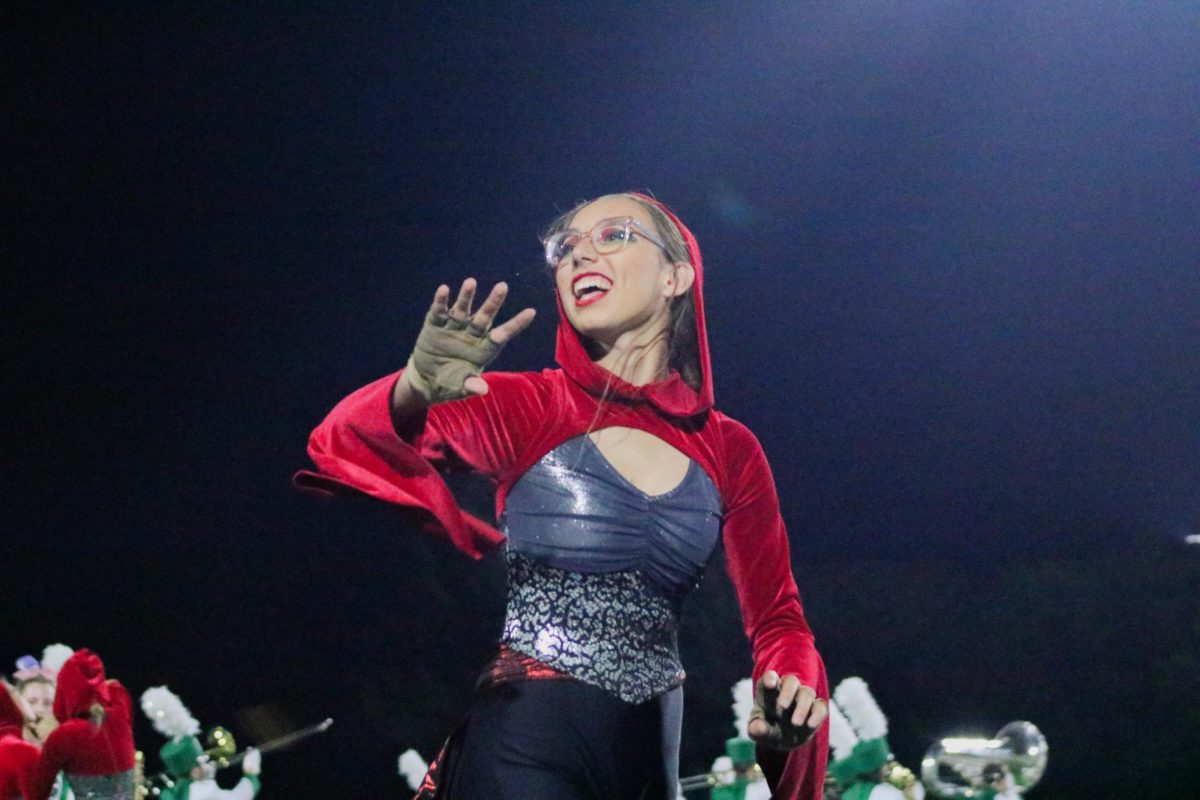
[569,237,599,268]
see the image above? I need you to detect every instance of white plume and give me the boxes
[40,644,74,674]
[731,678,754,738]
[398,749,428,791]
[826,699,859,761]
[833,677,888,739]
[140,686,200,739]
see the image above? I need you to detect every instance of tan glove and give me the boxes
[404,309,503,404]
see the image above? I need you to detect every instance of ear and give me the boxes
[662,262,695,298]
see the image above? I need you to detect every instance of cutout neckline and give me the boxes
[583,430,695,499]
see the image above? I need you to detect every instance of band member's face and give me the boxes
[19,682,53,720]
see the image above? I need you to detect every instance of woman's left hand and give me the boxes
[747,670,827,750]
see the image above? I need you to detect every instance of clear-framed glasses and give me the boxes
[543,217,669,269]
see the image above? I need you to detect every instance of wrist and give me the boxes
[394,364,433,409]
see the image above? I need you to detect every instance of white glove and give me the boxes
[397,749,428,791]
[241,748,261,776]
[196,755,217,780]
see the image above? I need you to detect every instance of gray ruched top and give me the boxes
[502,434,722,599]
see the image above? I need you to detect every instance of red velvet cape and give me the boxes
[296,194,828,799]
[29,650,135,800]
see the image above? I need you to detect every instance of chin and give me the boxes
[569,315,620,343]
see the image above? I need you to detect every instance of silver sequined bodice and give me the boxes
[500,435,722,702]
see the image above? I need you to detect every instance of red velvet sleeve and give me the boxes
[295,369,551,559]
[28,724,71,800]
[0,739,41,800]
[718,419,829,800]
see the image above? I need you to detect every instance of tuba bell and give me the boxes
[921,721,1047,798]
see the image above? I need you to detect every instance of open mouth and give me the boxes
[571,273,612,306]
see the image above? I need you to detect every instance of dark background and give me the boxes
[7,3,1199,798]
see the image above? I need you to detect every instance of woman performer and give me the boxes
[29,650,136,800]
[298,193,829,799]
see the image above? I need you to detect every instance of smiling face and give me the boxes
[554,195,693,354]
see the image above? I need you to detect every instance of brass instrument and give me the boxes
[881,760,922,799]
[142,718,333,797]
[921,721,1047,798]
[205,726,237,767]
[134,751,146,800]
[678,763,765,794]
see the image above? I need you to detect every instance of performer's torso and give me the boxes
[500,434,722,702]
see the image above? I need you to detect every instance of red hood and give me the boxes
[553,193,714,419]
[52,649,114,721]
[0,685,27,738]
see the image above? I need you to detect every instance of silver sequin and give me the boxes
[502,550,687,704]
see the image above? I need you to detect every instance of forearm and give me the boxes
[738,569,821,686]
[389,369,431,437]
[719,427,824,689]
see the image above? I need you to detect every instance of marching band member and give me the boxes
[140,687,261,800]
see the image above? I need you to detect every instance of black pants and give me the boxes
[445,680,668,800]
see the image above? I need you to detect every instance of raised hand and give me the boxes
[747,670,827,750]
[402,278,536,404]
[242,747,262,777]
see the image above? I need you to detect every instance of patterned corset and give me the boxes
[501,549,686,704]
[66,769,138,800]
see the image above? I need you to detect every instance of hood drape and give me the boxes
[52,649,113,722]
[553,193,714,419]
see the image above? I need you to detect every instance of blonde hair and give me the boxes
[16,675,53,693]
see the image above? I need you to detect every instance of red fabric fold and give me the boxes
[0,736,39,800]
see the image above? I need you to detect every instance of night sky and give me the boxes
[8,3,1199,799]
